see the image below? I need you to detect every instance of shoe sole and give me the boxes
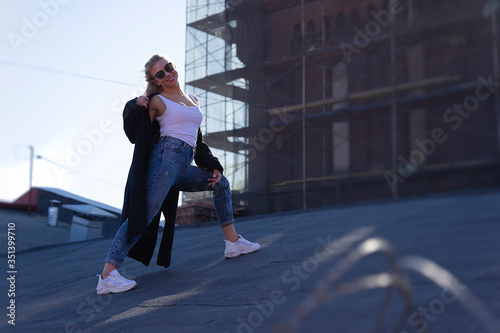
[96,282,137,295]
[225,247,260,259]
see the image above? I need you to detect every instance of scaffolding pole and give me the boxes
[390,0,398,200]
[301,0,307,210]
[492,5,500,152]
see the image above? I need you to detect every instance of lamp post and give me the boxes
[28,145,34,215]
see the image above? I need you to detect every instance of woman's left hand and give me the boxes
[208,169,222,187]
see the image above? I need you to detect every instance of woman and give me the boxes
[96,55,260,295]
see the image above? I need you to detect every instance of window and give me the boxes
[407,43,427,163]
[351,8,360,27]
[291,23,302,54]
[336,12,345,29]
[332,121,350,172]
[409,109,427,164]
[332,62,348,111]
[323,17,331,40]
[367,4,376,21]
[307,19,315,44]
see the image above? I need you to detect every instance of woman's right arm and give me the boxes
[135,95,163,124]
[146,95,163,124]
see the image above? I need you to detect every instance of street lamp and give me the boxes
[27,145,34,215]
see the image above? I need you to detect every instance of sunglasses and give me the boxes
[154,62,174,79]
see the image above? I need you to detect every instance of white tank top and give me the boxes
[155,93,203,147]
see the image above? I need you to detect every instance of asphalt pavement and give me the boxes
[1,188,500,333]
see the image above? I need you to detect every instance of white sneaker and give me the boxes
[224,235,260,258]
[96,269,137,295]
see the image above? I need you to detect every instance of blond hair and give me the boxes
[144,54,170,96]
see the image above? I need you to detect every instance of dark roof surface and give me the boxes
[1,189,500,333]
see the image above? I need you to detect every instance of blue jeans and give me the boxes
[105,136,235,267]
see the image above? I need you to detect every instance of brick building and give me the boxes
[185,0,500,215]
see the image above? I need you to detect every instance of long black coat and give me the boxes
[120,94,223,268]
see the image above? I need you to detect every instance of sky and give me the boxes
[0,0,187,209]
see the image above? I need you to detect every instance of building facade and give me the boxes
[185,0,500,215]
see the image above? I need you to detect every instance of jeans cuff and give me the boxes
[105,258,123,268]
[220,219,234,228]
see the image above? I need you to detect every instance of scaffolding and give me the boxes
[185,0,500,214]
[184,0,250,206]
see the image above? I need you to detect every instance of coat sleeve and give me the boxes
[194,129,224,173]
[123,94,160,146]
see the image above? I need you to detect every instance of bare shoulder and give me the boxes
[189,93,200,104]
[149,95,166,116]
[149,94,163,108]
